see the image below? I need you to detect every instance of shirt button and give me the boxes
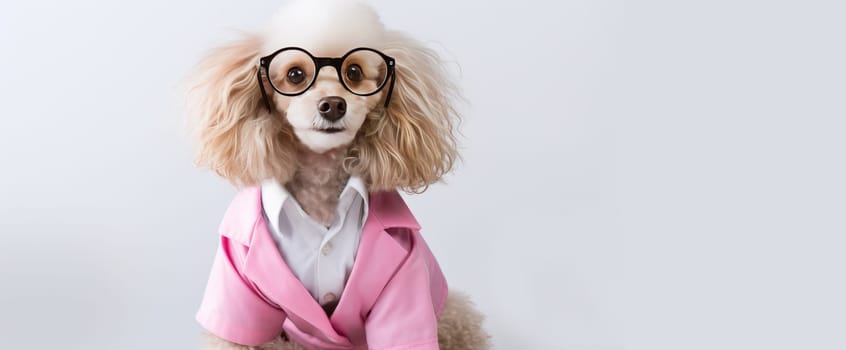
[323,292,337,303]
[321,243,332,256]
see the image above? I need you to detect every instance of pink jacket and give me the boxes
[196,188,448,350]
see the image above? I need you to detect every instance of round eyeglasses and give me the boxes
[256,47,396,112]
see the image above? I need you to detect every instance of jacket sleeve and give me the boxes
[364,230,444,350]
[196,236,287,346]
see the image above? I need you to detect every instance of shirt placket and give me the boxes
[316,191,354,304]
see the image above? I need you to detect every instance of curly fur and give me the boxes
[286,147,350,225]
[186,35,298,187]
[345,31,460,193]
[437,292,491,350]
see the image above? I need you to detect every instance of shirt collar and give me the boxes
[260,176,369,233]
[218,187,420,246]
[341,176,369,218]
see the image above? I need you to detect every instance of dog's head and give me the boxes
[186,0,459,192]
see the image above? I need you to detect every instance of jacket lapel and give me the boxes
[328,191,421,343]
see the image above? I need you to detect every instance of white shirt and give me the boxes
[260,177,369,305]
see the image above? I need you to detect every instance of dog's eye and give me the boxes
[345,64,363,82]
[287,67,306,84]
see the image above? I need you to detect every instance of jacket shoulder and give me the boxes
[217,187,263,246]
[368,190,421,231]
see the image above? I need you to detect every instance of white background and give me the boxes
[0,0,843,349]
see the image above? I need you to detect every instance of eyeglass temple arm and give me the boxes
[257,65,272,113]
[383,68,396,108]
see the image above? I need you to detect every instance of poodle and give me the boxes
[185,1,489,349]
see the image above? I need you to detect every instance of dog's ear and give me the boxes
[185,34,297,187]
[349,32,461,193]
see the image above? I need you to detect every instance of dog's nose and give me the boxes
[317,96,346,122]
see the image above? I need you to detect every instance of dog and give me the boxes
[185,1,489,349]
